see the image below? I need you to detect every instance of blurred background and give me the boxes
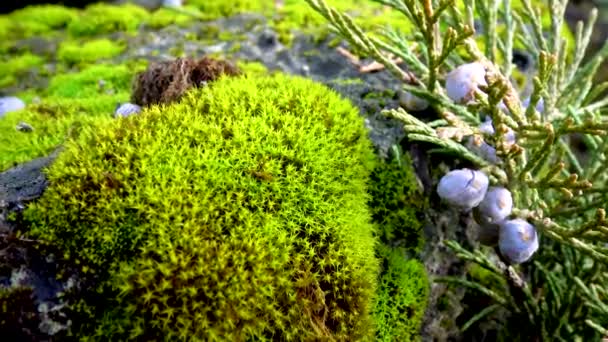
[2,0,606,72]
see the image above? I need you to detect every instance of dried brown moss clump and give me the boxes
[131,56,241,107]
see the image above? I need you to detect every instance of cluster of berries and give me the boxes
[438,62,539,264]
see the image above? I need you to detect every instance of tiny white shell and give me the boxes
[437,168,489,210]
[399,91,429,111]
[478,187,512,223]
[446,62,487,104]
[499,219,539,264]
[0,96,26,118]
[114,103,142,118]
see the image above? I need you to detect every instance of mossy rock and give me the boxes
[25,73,380,340]
[0,63,146,171]
[0,53,45,88]
[373,245,429,341]
[0,5,77,41]
[67,3,150,37]
[369,148,426,255]
[57,39,126,66]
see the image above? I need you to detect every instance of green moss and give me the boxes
[25,73,380,340]
[168,43,185,57]
[227,42,242,53]
[369,147,426,255]
[332,78,365,86]
[1,5,77,40]
[0,98,117,171]
[145,8,194,29]
[187,0,272,20]
[466,263,507,292]
[373,245,429,341]
[67,3,150,37]
[269,0,413,48]
[236,61,269,76]
[46,64,135,99]
[0,53,44,88]
[57,39,125,66]
[0,63,143,170]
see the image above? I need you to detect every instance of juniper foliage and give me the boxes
[306,0,608,338]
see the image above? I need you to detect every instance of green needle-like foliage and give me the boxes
[25,73,381,340]
[306,0,608,338]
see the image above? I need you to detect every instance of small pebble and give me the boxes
[0,96,26,118]
[162,0,182,7]
[114,103,142,118]
[16,121,34,132]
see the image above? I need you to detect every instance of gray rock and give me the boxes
[0,150,59,208]
[16,121,34,132]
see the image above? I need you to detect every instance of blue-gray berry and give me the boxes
[437,168,489,211]
[499,219,539,264]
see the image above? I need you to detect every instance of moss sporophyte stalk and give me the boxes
[308,0,608,338]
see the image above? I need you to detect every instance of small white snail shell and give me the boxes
[0,96,25,118]
[498,219,539,264]
[446,62,488,104]
[399,91,429,111]
[437,168,489,210]
[114,103,142,118]
[478,187,513,223]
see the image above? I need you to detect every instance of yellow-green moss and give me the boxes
[57,39,126,66]
[235,61,268,76]
[272,0,413,47]
[145,8,194,29]
[45,64,139,99]
[0,63,144,171]
[67,3,150,37]
[0,98,116,171]
[0,5,77,40]
[187,0,273,20]
[0,53,44,88]
[26,73,380,340]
